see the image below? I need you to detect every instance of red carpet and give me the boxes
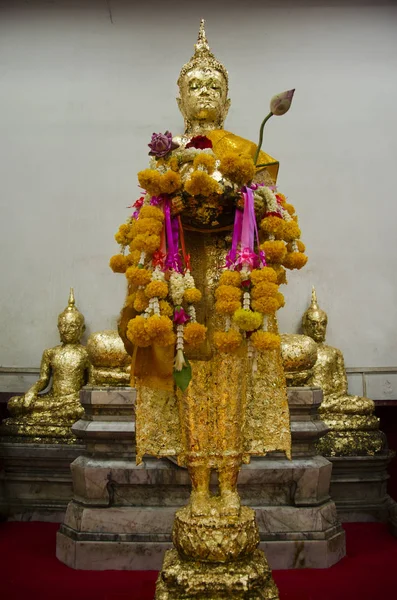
[0,522,396,599]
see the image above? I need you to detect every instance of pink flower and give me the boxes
[174,307,190,325]
[270,89,295,116]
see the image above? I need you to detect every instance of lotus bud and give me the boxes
[270,89,295,116]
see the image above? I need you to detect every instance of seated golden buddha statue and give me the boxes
[1,290,88,443]
[112,21,306,520]
[302,288,385,456]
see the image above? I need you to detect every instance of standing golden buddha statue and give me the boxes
[302,288,385,456]
[1,290,88,443]
[111,20,307,598]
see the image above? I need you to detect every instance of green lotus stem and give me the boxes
[253,112,273,166]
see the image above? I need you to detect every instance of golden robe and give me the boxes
[119,130,291,466]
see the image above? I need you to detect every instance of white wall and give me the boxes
[0,0,397,370]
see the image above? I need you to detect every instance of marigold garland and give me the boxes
[159,300,173,317]
[219,152,256,186]
[145,315,173,342]
[130,233,160,254]
[215,285,242,301]
[250,267,277,285]
[251,331,281,351]
[260,216,285,240]
[276,292,285,308]
[283,252,308,270]
[215,299,242,314]
[125,266,151,286]
[109,254,127,273]
[159,171,182,195]
[233,309,263,331]
[214,330,243,353]
[193,153,216,174]
[271,265,287,285]
[219,271,241,287]
[126,250,141,266]
[251,296,279,314]
[133,289,149,312]
[282,221,301,242]
[251,281,279,299]
[126,316,152,347]
[183,288,202,304]
[185,171,221,197]
[137,169,162,197]
[145,280,168,299]
[260,240,287,264]
[135,218,163,236]
[287,240,306,253]
[139,205,164,222]
[115,223,134,246]
[184,322,207,347]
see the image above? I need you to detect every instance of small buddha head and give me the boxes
[58,288,85,344]
[302,287,328,343]
[177,20,230,132]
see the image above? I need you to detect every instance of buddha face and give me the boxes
[303,314,328,344]
[178,68,230,130]
[58,314,85,344]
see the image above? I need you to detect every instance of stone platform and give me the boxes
[0,442,84,521]
[56,386,346,570]
[328,452,397,523]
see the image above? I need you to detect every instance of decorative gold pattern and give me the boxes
[302,287,384,456]
[1,289,89,443]
[280,333,318,386]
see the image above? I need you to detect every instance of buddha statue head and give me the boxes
[302,287,328,343]
[177,19,231,134]
[57,288,85,344]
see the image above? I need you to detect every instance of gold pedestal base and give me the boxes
[155,548,279,600]
[316,430,386,456]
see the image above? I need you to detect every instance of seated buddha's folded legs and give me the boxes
[320,394,375,415]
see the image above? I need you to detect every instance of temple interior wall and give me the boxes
[0,1,396,390]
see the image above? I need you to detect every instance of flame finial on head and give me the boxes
[302,286,328,332]
[58,288,85,327]
[178,19,228,92]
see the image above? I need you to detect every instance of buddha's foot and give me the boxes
[190,490,211,517]
[220,490,241,517]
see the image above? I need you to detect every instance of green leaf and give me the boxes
[173,360,192,392]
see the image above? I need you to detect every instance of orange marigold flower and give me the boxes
[215,299,241,315]
[145,280,169,299]
[193,153,216,174]
[251,296,279,314]
[109,254,127,273]
[130,233,160,254]
[214,330,242,353]
[159,171,182,195]
[185,171,220,197]
[125,250,141,267]
[215,285,242,301]
[260,216,285,240]
[159,300,173,317]
[233,309,263,331]
[135,218,163,236]
[183,288,202,304]
[146,315,173,341]
[139,205,164,222]
[126,316,152,347]
[282,252,308,270]
[260,240,287,264]
[284,203,296,216]
[282,221,301,242]
[219,152,256,186]
[137,169,161,197]
[250,267,277,285]
[251,281,278,299]
[276,292,285,308]
[125,266,152,286]
[271,265,287,285]
[115,223,134,246]
[184,322,207,348]
[219,271,241,287]
[286,240,306,253]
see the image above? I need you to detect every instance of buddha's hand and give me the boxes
[22,391,36,411]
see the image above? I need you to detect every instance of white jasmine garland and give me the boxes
[170,272,185,305]
[151,266,165,282]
